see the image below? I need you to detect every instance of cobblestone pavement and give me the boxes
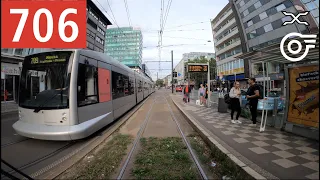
[172,95,319,180]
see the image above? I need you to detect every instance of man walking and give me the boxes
[246,78,260,126]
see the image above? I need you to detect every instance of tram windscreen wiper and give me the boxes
[33,90,62,113]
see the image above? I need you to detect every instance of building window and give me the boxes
[254,1,262,9]
[97,26,105,36]
[87,18,97,29]
[243,9,249,17]
[239,0,245,6]
[247,30,257,39]
[248,5,255,13]
[276,4,286,12]
[263,23,273,32]
[271,19,283,29]
[259,12,268,20]
[306,1,318,10]
[247,20,253,27]
[77,63,98,106]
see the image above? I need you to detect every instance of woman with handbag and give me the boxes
[229,81,242,124]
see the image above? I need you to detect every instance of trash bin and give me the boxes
[218,98,228,113]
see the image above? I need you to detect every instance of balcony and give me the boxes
[214,18,236,39]
[212,9,233,30]
[216,40,241,57]
[214,28,239,47]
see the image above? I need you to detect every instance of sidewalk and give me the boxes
[171,94,319,179]
[1,102,18,114]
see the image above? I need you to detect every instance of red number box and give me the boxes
[1,0,87,48]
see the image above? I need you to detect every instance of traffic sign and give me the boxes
[1,0,87,48]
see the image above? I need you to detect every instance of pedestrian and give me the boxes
[204,84,209,106]
[199,84,205,106]
[229,81,242,124]
[246,78,260,126]
[183,82,191,103]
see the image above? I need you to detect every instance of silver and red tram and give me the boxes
[13,49,154,141]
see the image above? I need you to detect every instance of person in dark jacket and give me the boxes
[183,83,192,103]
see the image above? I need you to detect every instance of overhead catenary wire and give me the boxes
[123,0,132,26]
[162,0,172,31]
[106,0,118,26]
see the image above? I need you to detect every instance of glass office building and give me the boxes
[104,27,143,68]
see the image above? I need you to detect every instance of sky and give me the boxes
[94,0,229,80]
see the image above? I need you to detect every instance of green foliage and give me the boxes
[155,79,164,87]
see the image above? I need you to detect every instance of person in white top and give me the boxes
[229,81,242,124]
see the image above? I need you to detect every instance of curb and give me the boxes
[171,96,268,180]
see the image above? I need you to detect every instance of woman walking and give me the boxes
[229,81,242,124]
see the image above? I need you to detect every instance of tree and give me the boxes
[156,79,164,87]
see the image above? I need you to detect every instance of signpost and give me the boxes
[188,63,210,106]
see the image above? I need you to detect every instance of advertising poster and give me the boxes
[288,65,319,128]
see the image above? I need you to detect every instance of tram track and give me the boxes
[1,141,76,179]
[116,93,208,180]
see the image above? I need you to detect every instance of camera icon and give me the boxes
[280,32,317,62]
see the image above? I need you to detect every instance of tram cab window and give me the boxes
[77,63,98,106]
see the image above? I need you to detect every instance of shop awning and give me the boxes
[236,33,319,64]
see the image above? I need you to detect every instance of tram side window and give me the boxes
[112,71,127,99]
[138,80,143,92]
[123,75,129,96]
[129,76,135,95]
[77,63,98,106]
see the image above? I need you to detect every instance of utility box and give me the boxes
[218,98,228,113]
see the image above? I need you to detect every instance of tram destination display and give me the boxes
[188,65,208,72]
[29,52,72,65]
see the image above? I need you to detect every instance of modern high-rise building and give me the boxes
[104,27,143,69]
[1,0,112,102]
[211,3,247,86]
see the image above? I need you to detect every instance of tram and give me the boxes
[13,49,155,140]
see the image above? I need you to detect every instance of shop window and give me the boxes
[77,63,98,106]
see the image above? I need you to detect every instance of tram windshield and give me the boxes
[19,51,73,111]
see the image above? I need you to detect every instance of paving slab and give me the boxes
[171,94,319,180]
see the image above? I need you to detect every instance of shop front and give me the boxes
[1,62,21,103]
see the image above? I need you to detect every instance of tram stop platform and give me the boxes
[171,94,319,180]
